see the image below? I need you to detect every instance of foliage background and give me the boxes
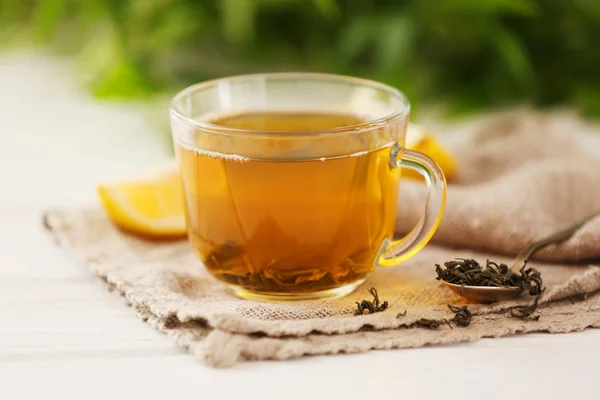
[2,0,600,118]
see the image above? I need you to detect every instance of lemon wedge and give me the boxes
[97,161,187,238]
[405,123,457,182]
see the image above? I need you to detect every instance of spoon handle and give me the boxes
[510,211,600,270]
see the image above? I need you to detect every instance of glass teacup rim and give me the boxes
[169,72,410,138]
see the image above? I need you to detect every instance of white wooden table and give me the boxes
[1,51,598,400]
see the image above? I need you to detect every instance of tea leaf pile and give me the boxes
[436,258,545,319]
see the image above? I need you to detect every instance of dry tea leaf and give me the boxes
[354,287,389,315]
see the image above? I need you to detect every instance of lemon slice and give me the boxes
[97,161,187,238]
[405,123,457,181]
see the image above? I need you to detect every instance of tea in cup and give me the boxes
[170,73,446,301]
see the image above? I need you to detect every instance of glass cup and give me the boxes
[170,73,446,301]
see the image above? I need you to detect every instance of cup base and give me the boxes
[225,279,366,302]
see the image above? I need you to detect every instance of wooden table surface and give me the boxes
[1,51,598,400]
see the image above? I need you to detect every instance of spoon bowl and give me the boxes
[443,281,522,303]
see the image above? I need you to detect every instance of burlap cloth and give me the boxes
[43,109,600,368]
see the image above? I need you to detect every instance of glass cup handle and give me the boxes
[377,143,447,267]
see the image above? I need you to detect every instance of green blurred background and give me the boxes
[3,0,600,118]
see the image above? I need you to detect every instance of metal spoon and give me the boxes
[443,212,598,303]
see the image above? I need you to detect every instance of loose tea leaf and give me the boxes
[395,307,469,329]
[354,287,389,315]
[435,258,545,320]
[448,304,472,327]
[517,261,544,296]
[510,295,541,320]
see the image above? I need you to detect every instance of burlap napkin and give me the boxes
[43,109,600,368]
